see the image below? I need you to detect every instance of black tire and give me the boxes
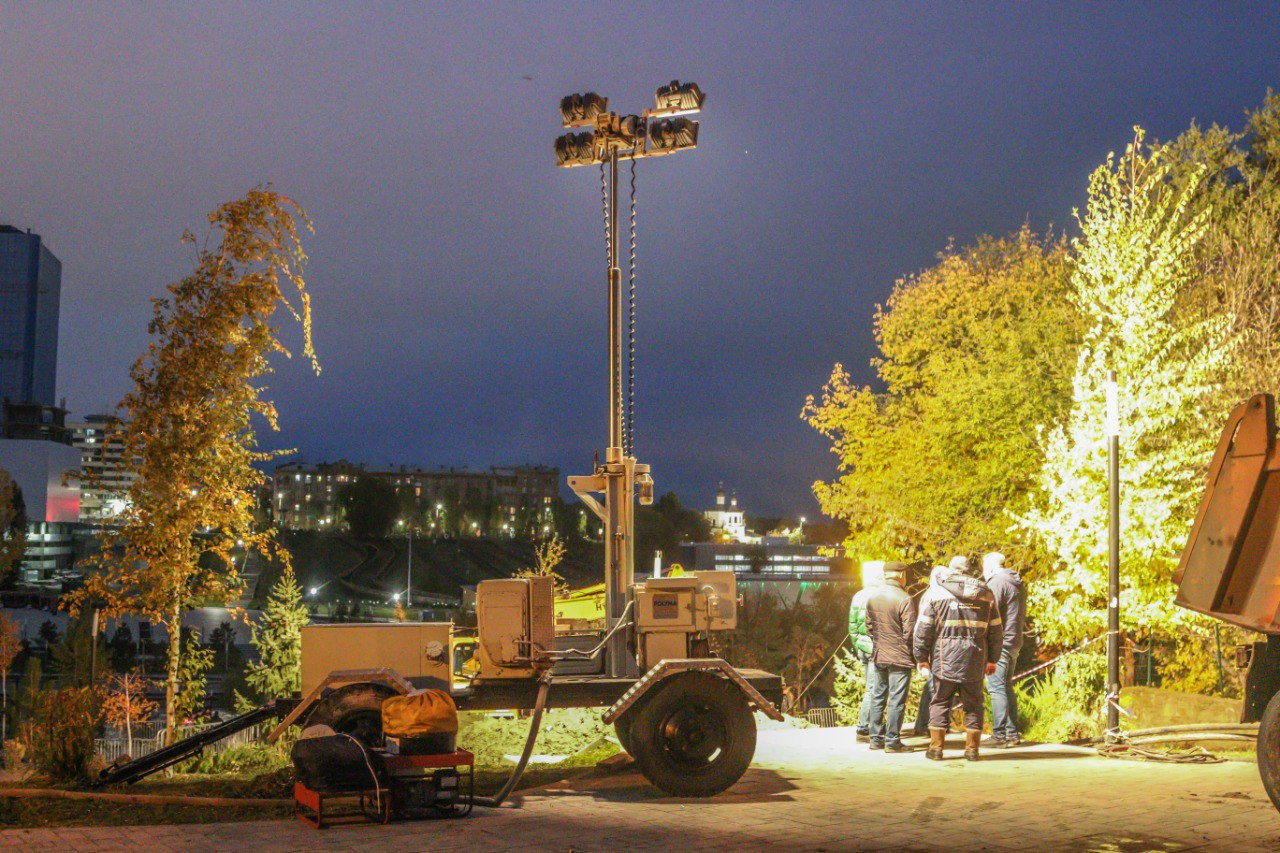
[615,719,635,756]
[1259,690,1280,812]
[304,682,396,747]
[628,671,756,798]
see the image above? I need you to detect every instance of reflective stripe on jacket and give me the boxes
[912,567,1002,683]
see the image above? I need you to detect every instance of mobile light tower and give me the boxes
[556,81,704,678]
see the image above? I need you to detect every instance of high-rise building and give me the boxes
[0,225,77,584]
[0,225,62,407]
[70,414,133,523]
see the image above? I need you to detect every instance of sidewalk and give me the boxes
[2,727,1275,851]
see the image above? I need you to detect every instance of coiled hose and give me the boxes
[471,677,551,808]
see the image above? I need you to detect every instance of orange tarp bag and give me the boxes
[381,689,459,738]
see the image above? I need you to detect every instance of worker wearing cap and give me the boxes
[864,561,918,753]
[913,554,1003,761]
[849,560,884,743]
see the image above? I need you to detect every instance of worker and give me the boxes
[983,551,1026,748]
[849,560,884,743]
[911,565,947,737]
[864,561,917,753]
[913,555,1002,762]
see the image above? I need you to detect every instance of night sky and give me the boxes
[2,2,1278,516]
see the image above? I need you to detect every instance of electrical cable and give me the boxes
[471,676,552,808]
[550,600,635,659]
[599,160,612,273]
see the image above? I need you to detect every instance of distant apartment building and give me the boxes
[272,460,560,533]
[70,414,134,523]
[0,225,61,407]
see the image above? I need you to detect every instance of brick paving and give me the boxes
[2,727,1276,851]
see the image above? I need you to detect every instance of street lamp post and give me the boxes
[556,81,704,678]
[1106,369,1121,735]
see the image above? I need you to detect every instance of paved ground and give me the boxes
[3,728,1276,851]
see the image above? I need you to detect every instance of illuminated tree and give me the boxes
[66,188,319,744]
[518,533,568,594]
[101,669,159,757]
[1014,129,1231,645]
[804,230,1079,562]
[237,565,308,710]
[0,611,19,746]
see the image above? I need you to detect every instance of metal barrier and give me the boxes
[804,707,842,728]
[95,720,269,764]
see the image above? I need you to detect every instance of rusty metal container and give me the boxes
[1175,394,1280,633]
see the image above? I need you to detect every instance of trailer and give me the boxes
[98,79,783,800]
[1173,393,1280,810]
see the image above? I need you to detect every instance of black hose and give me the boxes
[471,677,551,808]
[1085,722,1258,744]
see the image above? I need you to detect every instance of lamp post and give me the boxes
[556,82,704,678]
[1106,369,1121,735]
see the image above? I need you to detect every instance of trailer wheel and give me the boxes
[628,671,756,797]
[1259,689,1280,811]
[305,682,396,747]
[615,719,635,755]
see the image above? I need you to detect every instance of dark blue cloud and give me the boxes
[1,1,1276,515]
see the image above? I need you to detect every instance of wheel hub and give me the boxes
[659,704,727,765]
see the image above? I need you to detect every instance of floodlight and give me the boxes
[651,80,704,117]
[560,92,608,126]
[555,131,598,167]
[648,117,698,154]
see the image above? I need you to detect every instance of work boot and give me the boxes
[926,727,945,761]
[856,730,870,744]
[965,729,981,762]
[885,741,914,754]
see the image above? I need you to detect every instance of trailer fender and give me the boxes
[601,658,784,725]
[266,667,414,743]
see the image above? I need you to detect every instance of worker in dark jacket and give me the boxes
[983,551,1026,747]
[913,555,1003,761]
[864,561,917,753]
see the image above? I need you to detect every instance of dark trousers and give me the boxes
[929,677,983,731]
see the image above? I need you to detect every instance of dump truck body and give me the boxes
[1175,394,1280,633]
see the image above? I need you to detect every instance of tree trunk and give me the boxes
[165,597,181,747]
[2,669,6,746]
[125,680,133,756]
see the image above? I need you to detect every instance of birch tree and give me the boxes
[67,188,319,744]
[102,669,158,757]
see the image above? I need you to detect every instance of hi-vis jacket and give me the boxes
[912,566,1003,684]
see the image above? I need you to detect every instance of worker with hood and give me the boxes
[849,560,884,743]
[910,565,947,737]
[864,561,917,753]
[983,551,1026,747]
[913,555,1003,761]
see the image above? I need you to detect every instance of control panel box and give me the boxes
[476,576,555,679]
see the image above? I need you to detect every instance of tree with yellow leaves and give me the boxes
[102,669,159,758]
[0,611,19,747]
[519,534,567,594]
[67,188,319,744]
